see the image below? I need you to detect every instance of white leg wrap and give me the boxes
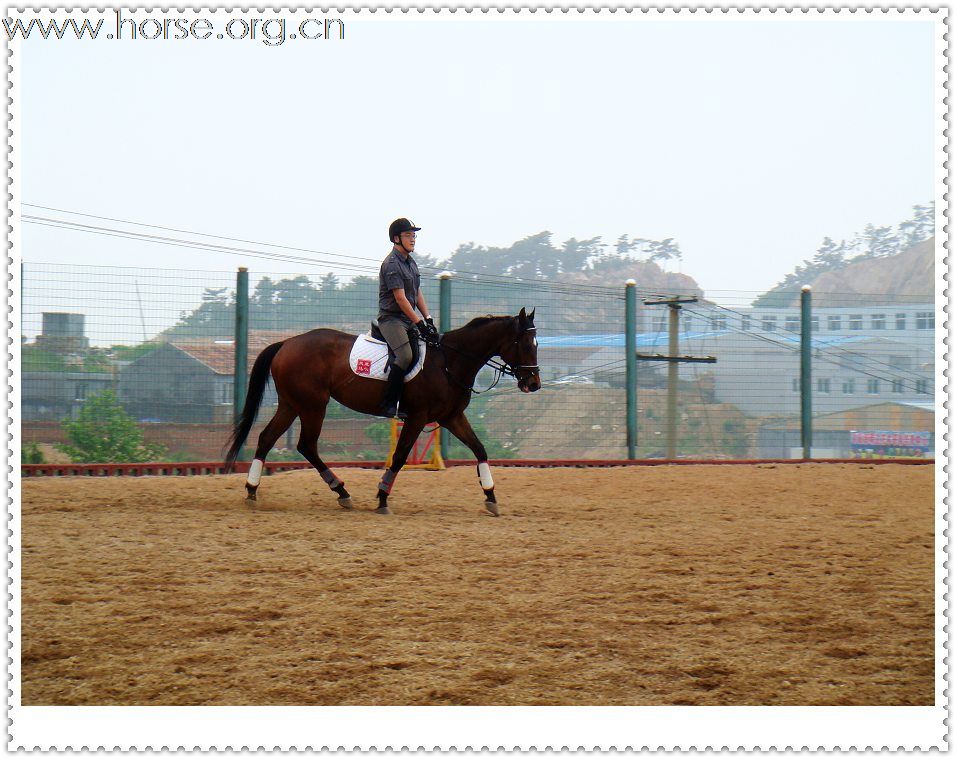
[478,462,494,490]
[247,458,264,487]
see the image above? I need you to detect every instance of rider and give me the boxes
[378,217,439,418]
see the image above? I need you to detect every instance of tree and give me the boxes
[110,343,160,362]
[898,202,935,247]
[446,241,511,278]
[253,276,278,306]
[615,234,638,256]
[560,236,604,272]
[82,347,111,373]
[860,224,899,259]
[57,390,167,463]
[648,238,682,262]
[412,252,443,271]
[508,231,559,278]
[320,272,340,293]
[812,237,845,269]
[202,287,229,304]
[22,346,66,372]
[274,275,320,308]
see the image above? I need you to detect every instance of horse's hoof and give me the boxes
[338,497,354,510]
[374,506,391,515]
[245,494,257,503]
[484,501,500,517]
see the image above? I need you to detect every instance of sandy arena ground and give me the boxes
[21,464,934,706]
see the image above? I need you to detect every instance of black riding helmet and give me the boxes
[389,217,421,243]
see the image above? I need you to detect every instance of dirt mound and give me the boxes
[484,388,752,459]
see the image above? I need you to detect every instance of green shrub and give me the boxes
[22,346,66,372]
[57,390,168,463]
[21,442,44,464]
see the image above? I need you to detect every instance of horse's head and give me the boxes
[501,307,541,394]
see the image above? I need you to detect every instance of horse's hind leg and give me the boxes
[375,417,426,515]
[297,405,353,509]
[245,402,296,502]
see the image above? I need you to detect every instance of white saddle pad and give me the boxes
[348,333,426,382]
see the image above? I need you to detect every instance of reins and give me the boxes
[435,325,539,395]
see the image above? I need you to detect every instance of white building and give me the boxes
[674,302,934,349]
[535,301,935,418]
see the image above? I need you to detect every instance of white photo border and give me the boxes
[5,5,948,751]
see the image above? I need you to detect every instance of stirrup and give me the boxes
[380,402,408,420]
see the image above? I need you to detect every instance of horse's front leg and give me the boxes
[441,412,499,516]
[375,417,426,515]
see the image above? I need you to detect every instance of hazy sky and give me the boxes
[19,12,938,298]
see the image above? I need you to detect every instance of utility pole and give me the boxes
[667,303,680,459]
[637,296,715,459]
[800,285,813,459]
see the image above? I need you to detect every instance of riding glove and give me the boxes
[416,319,439,343]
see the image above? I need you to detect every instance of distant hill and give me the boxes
[760,237,935,308]
[557,258,703,297]
[805,237,935,306]
[508,259,704,333]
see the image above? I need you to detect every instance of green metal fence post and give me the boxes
[438,271,452,460]
[625,279,637,459]
[800,284,812,459]
[234,267,249,426]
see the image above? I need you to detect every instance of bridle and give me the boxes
[436,325,540,395]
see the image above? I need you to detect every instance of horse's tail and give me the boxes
[225,341,285,471]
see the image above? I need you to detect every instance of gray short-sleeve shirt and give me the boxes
[378,248,421,323]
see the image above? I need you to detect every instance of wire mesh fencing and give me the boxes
[20,262,936,465]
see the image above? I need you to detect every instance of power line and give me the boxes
[23,206,629,297]
[23,203,389,267]
[23,216,385,276]
[24,206,935,386]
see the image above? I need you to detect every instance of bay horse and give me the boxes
[225,308,541,515]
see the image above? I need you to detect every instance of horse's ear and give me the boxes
[518,307,527,320]
[529,308,536,322]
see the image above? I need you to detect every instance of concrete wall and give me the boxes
[22,418,378,461]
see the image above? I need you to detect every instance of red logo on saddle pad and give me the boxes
[356,359,372,375]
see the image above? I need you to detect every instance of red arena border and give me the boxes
[20,458,934,477]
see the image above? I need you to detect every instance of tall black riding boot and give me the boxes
[380,369,409,420]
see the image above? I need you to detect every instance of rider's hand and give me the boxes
[417,319,439,343]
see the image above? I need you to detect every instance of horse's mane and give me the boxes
[440,315,515,342]
[460,315,514,330]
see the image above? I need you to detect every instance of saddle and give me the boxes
[348,320,426,382]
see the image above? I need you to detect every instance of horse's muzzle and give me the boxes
[518,374,542,393]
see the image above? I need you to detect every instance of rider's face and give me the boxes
[397,231,417,251]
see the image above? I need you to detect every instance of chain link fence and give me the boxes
[21,262,936,465]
